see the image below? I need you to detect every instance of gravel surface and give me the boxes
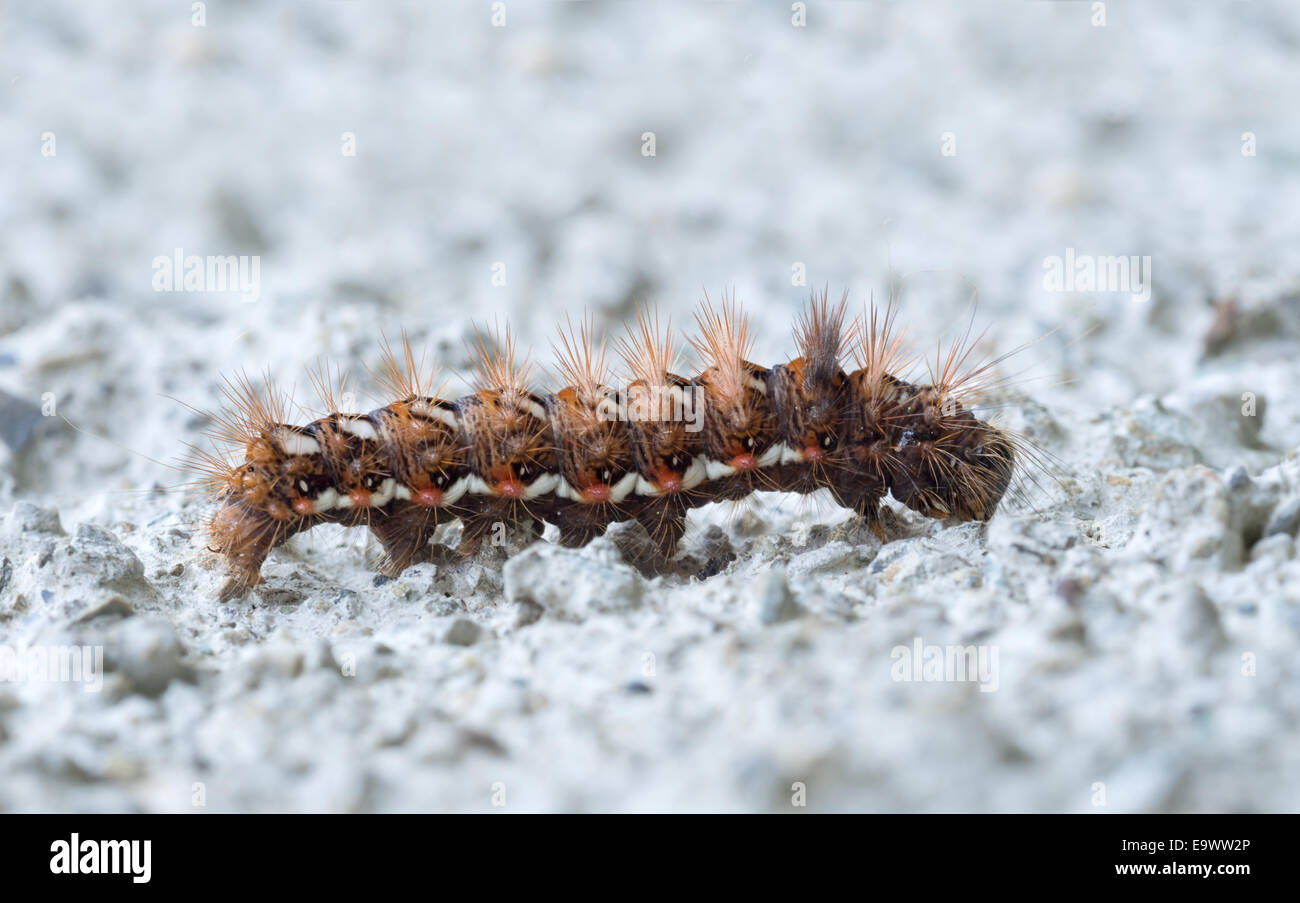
[1,1,1297,812]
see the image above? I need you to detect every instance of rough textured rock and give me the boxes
[0,0,1297,813]
[503,543,643,621]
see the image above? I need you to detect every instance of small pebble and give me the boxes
[443,618,482,647]
[758,568,802,625]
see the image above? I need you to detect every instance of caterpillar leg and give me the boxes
[456,518,492,558]
[369,505,441,577]
[857,502,888,542]
[209,501,308,601]
[555,518,608,549]
[822,474,889,542]
[457,508,545,557]
[550,500,634,549]
[634,498,688,560]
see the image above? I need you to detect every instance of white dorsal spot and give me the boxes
[277,429,321,457]
[341,418,378,441]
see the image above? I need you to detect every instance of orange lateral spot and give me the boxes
[291,497,315,516]
[730,453,756,471]
[656,468,682,494]
[414,486,443,507]
[496,480,523,499]
[349,488,372,508]
[582,483,610,503]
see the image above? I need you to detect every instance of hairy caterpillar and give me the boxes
[188,292,1022,601]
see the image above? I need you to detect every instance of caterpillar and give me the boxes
[188,291,1022,601]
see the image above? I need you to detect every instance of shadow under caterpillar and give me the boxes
[188,291,1023,601]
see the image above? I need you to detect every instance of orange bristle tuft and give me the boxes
[551,312,608,407]
[793,287,853,386]
[307,359,355,416]
[689,290,754,407]
[853,297,913,392]
[468,320,534,397]
[616,303,679,388]
[373,330,443,402]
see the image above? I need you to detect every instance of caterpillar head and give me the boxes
[943,422,1016,521]
[203,424,328,596]
[887,386,1013,521]
[224,425,333,520]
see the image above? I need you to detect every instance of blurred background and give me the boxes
[3,0,1297,507]
[1,1,1298,812]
